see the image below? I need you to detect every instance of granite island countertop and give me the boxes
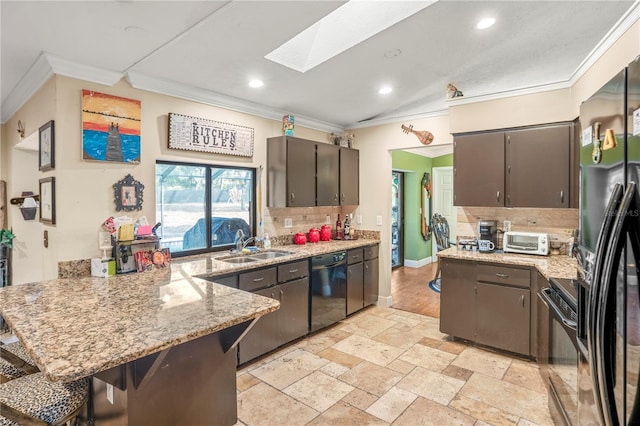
[0,266,280,383]
[0,238,380,383]
[437,247,578,280]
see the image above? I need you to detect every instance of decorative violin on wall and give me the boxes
[401,124,434,145]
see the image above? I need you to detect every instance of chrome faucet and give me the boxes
[233,229,256,253]
[234,229,245,253]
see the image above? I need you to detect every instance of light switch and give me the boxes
[284,218,293,228]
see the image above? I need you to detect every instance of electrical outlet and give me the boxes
[325,215,331,224]
[356,215,362,225]
[503,220,512,232]
[376,215,383,226]
[284,218,293,228]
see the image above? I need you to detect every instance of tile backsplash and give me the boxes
[456,207,579,250]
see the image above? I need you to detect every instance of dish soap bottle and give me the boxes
[263,233,271,249]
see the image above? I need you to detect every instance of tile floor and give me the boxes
[235,306,552,426]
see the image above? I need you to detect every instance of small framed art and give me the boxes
[39,177,56,224]
[39,120,55,171]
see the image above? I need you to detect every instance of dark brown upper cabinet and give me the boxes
[454,132,505,207]
[453,122,575,208]
[267,136,359,207]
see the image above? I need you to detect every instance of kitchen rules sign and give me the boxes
[168,113,254,157]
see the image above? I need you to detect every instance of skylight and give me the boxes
[265,0,436,73]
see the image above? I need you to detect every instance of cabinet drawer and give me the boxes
[476,264,530,288]
[239,267,277,291]
[364,245,379,260]
[347,248,364,264]
[278,260,309,283]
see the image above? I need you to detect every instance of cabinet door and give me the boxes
[316,143,339,206]
[363,257,379,307]
[339,148,359,205]
[453,132,505,206]
[440,259,476,340]
[347,262,364,315]
[476,282,530,355]
[277,278,310,344]
[238,287,279,364]
[506,125,570,207]
[287,138,316,207]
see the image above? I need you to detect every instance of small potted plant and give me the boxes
[0,229,15,258]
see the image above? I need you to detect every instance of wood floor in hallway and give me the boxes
[391,262,440,319]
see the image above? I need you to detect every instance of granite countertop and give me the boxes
[0,267,279,383]
[0,239,379,383]
[175,239,380,279]
[437,247,578,280]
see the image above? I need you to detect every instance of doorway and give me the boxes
[391,171,404,268]
[432,166,456,253]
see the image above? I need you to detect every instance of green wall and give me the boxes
[391,151,453,263]
[392,151,433,261]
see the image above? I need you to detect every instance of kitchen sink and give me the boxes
[248,250,293,260]
[219,256,259,264]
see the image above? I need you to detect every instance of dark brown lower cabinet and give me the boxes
[238,286,279,364]
[440,259,476,341]
[440,258,532,356]
[347,261,364,315]
[476,282,530,355]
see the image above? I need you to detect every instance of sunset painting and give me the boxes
[82,90,141,163]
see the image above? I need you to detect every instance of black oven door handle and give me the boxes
[540,288,576,331]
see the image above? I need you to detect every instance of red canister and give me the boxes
[320,225,332,241]
[308,227,320,243]
[293,232,307,245]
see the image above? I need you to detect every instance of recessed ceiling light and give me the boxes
[265,1,436,73]
[249,79,264,88]
[476,17,496,30]
[379,86,393,95]
[384,48,402,59]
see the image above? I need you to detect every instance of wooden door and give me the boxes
[287,139,316,207]
[238,287,279,364]
[277,278,310,344]
[346,262,364,315]
[453,132,505,206]
[506,124,570,208]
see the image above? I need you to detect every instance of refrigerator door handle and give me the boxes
[595,182,636,426]
[587,183,624,423]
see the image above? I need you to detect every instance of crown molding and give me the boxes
[125,71,343,133]
[45,54,122,86]
[1,53,53,123]
[347,108,449,130]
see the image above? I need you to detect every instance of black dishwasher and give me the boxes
[310,251,347,332]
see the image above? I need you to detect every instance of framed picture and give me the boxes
[39,177,56,224]
[39,120,55,171]
[113,174,144,211]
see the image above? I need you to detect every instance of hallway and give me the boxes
[391,263,440,319]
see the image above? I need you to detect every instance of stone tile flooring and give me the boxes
[235,306,552,426]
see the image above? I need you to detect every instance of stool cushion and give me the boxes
[0,358,26,383]
[1,342,36,367]
[0,373,88,425]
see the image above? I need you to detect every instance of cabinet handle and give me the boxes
[334,194,339,201]
[289,269,298,274]
[341,193,345,202]
[507,165,511,174]
[290,192,295,203]
[521,294,525,307]
[280,289,284,300]
[560,190,564,203]
[496,273,509,278]
[496,191,500,202]
[253,277,264,282]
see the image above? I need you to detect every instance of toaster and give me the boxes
[503,231,549,256]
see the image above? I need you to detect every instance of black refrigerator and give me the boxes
[577,55,640,425]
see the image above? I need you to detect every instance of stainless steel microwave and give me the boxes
[503,231,549,256]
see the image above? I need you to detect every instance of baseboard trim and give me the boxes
[377,295,393,308]
[404,256,434,268]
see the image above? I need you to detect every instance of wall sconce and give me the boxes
[17,120,25,139]
[10,192,39,221]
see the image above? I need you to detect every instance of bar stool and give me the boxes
[1,342,39,376]
[0,372,89,425]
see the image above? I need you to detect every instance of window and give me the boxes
[155,161,255,256]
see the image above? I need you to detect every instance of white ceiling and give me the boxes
[1,1,638,133]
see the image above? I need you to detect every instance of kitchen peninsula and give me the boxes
[0,264,280,425]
